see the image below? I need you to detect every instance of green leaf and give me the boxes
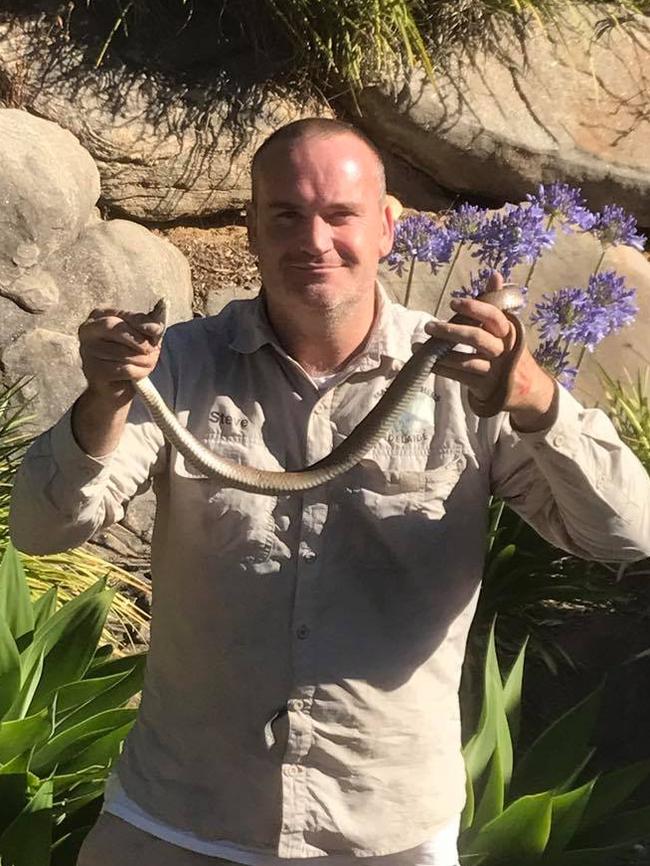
[30,708,137,775]
[0,778,53,866]
[579,759,650,830]
[547,779,596,854]
[461,762,476,832]
[464,792,553,860]
[473,741,506,833]
[0,706,52,764]
[0,615,21,722]
[59,720,134,776]
[25,587,115,714]
[0,544,34,647]
[0,774,28,835]
[56,654,145,732]
[55,670,131,717]
[502,638,528,746]
[463,623,513,786]
[5,650,44,722]
[511,686,602,796]
[32,588,57,632]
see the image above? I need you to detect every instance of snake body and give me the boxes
[134,287,524,494]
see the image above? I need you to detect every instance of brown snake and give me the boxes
[134,286,525,494]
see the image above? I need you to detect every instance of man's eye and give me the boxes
[329,211,354,224]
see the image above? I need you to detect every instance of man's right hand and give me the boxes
[73,307,164,457]
[78,307,164,405]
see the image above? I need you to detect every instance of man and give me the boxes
[10,118,650,866]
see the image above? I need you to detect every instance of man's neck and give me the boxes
[264,292,377,376]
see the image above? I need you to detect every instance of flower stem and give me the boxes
[434,243,463,318]
[576,248,607,372]
[523,214,554,290]
[404,256,416,308]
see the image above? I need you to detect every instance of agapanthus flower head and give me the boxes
[531,271,638,353]
[530,286,597,347]
[526,183,595,232]
[533,339,578,390]
[384,214,455,276]
[445,204,489,243]
[586,270,638,337]
[590,205,646,251]
[472,203,556,278]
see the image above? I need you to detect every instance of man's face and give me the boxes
[247,133,394,316]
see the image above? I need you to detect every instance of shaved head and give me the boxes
[251,118,386,204]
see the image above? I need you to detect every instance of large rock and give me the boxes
[0,108,193,432]
[0,17,330,223]
[0,109,100,291]
[353,8,650,225]
[379,211,650,407]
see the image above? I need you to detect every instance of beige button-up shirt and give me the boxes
[10,288,650,858]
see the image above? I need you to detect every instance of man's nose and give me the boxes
[299,215,332,255]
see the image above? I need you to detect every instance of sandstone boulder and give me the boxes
[353,8,650,225]
[0,17,330,223]
[0,108,193,433]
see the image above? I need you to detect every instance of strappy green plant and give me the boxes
[601,368,650,474]
[460,624,650,865]
[0,543,145,866]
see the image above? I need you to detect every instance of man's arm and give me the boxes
[9,307,168,555]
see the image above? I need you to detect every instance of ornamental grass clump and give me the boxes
[386,183,646,390]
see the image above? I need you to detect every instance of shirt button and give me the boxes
[552,434,566,448]
[288,699,304,712]
[296,624,310,640]
[283,764,299,776]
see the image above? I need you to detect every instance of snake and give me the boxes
[133,285,525,495]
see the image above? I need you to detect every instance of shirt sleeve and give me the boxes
[489,383,650,562]
[9,344,173,556]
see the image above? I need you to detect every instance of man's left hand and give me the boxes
[423,281,557,432]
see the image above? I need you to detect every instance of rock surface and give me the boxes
[0,17,330,223]
[353,8,650,225]
[0,108,193,433]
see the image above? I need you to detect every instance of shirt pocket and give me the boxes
[347,447,468,521]
[171,436,277,568]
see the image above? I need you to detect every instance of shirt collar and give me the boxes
[225,282,425,367]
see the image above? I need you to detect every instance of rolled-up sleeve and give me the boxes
[9,349,172,556]
[490,384,650,562]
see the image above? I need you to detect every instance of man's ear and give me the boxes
[246,202,258,255]
[378,197,396,259]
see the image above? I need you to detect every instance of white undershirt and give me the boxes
[102,774,460,865]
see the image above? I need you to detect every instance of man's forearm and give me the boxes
[71,386,134,457]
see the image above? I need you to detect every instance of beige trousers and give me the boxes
[76,813,236,865]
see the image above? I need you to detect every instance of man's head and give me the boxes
[247,118,394,322]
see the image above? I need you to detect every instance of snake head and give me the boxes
[143,297,169,343]
[476,273,525,314]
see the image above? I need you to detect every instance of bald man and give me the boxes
[11,119,650,866]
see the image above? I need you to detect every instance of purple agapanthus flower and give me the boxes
[590,205,646,251]
[530,286,597,347]
[445,204,489,243]
[472,203,556,278]
[526,182,595,232]
[531,271,637,352]
[384,214,455,276]
[533,339,578,390]
[586,270,638,338]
